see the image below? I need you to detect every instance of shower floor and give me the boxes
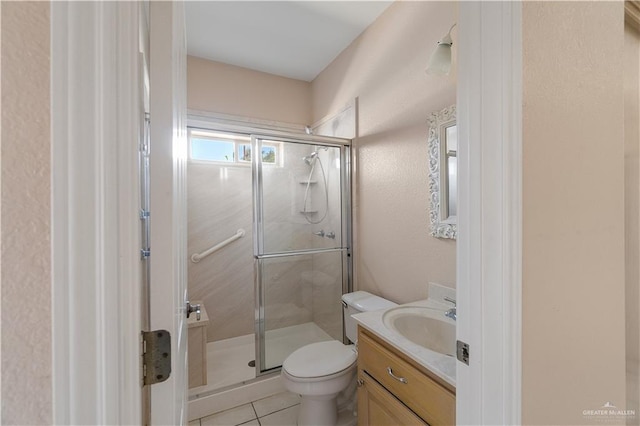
[189,322,333,398]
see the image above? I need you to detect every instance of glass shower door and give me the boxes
[252,134,351,372]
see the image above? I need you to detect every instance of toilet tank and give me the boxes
[342,291,397,343]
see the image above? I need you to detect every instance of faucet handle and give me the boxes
[444,296,456,306]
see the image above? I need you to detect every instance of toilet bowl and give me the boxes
[280,291,397,426]
[282,341,357,425]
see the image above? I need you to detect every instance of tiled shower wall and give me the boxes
[188,160,254,342]
[187,140,344,343]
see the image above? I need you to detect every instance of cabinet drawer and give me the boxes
[358,328,455,426]
[358,371,427,426]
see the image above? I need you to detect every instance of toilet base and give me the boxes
[336,406,357,426]
[296,391,358,426]
[298,393,339,426]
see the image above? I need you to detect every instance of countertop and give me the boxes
[352,298,456,388]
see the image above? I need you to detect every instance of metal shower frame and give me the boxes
[251,132,353,375]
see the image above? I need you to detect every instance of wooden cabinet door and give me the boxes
[358,329,455,425]
[358,372,427,426]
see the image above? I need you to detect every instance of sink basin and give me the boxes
[382,306,456,356]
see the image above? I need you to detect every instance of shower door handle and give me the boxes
[186,301,201,321]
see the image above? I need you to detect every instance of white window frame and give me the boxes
[188,128,282,167]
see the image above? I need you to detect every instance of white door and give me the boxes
[51,1,188,423]
[148,1,189,424]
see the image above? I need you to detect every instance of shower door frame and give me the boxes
[251,133,353,376]
[186,113,353,383]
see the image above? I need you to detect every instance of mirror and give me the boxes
[428,105,457,239]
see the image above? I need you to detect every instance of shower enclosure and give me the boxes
[187,126,351,397]
[252,135,351,372]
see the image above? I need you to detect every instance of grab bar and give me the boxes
[191,229,246,263]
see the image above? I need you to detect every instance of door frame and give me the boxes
[50,1,524,425]
[148,2,189,424]
[51,1,143,424]
[456,2,523,425]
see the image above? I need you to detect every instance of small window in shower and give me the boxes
[238,144,251,162]
[238,144,277,164]
[189,129,279,166]
[191,138,235,162]
[261,146,276,164]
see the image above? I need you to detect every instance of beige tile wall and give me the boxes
[187,161,255,342]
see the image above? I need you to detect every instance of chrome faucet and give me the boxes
[444,296,456,321]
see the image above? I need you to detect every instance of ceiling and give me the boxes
[185,1,393,82]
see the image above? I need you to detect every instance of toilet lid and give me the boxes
[283,341,357,378]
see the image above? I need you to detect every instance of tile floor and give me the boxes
[189,392,300,426]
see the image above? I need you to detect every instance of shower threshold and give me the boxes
[188,321,333,399]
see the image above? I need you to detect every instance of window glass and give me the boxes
[262,146,276,164]
[239,144,252,162]
[188,130,279,166]
[191,138,235,162]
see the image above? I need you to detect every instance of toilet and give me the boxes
[280,291,397,426]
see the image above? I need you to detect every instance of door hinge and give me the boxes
[457,340,470,365]
[140,249,151,259]
[142,330,171,385]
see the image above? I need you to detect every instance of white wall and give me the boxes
[522,2,627,424]
[1,2,52,424]
[188,56,312,125]
[311,1,458,303]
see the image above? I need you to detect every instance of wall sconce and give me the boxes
[425,23,457,75]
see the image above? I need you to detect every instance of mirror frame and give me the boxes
[428,104,457,239]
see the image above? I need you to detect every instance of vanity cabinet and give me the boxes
[357,327,455,426]
[358,370,426,425]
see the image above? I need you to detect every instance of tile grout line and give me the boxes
[197,393,300,425]
[236,420,259,426]
[257,403,300,421]
[250,401,261,425]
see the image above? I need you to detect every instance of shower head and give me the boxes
[303,151,318,165]
[303,146,330,165]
